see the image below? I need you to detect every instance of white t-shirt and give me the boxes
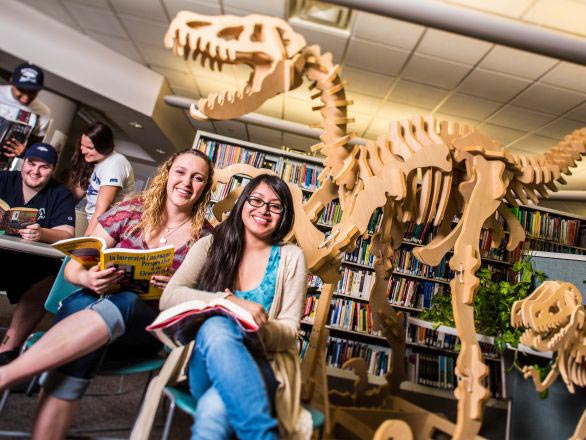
[85,151,136,218]
[0,85,51,137]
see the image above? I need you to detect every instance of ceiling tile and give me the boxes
[523,0,586,37]
[256,95,284,119]
[447,0,534,18]
[438,93,502,120]
[212,120,248,140]
[284,96,319,126]
[61,0,110,8]
[284,78,313,100]
[110,0,168,23]
[402,54,472,89]
[477,123,525,146]
[348,112,373,137]
[388,79,449,110]
[118,14,168,46]
[512,84,586,115]
[537,118,585,140]
[346,92,382,115]
[507,134,560,154]
[195,76,235,97]
[247,125,283,148]
[377,101,431,120]
[479,46,558,80]
[62,1,127,38]
[565,102,586,123]
[22,0,83,31]
[151,66,197,90]
[170,85,201,100]
[282,133,317,152]
[487,105,556,131]
[351,11,424,50]
[290,20,350,64]
[223,0,287,18]
[540,62,586,94]
[86,31,144,63]
[344,38,409,76]
[457,68,531,102]
[163,0,222,18]
[417,28,493,65]
[137,44,189,72]
[365,117,390,139]
[342,66,394,98]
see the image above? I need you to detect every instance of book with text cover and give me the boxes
[51,236,174,300]
[0,198,38,234]
[0,103,37,167]
[147,298,264,352]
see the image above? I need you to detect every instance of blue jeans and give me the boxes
[40,289,161,400]
[188,316,279,440]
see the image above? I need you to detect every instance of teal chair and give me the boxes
[0,257,165,436]
[161,385,325,440]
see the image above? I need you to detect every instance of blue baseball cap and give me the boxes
[24,143,58,166]
[12,63,44,91]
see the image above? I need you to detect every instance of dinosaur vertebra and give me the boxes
[512,281,586,440]
[165,11,586,439]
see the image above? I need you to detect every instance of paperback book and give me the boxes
[0,198,38,234]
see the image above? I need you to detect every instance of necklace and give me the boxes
[159,217,190,244]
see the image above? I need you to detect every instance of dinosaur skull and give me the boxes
[165,12,307,120]
[511,281,584,352]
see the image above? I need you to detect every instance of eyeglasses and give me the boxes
[246,196,284,214]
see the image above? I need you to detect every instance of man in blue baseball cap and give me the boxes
[0,63,52,162]
[0,142,75,364]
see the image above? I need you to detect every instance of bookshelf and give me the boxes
[192,130,584,403]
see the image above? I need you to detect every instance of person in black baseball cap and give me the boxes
[0,63,52,162]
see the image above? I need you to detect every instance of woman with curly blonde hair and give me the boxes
[0,149,213,438]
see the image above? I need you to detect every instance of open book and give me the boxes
[147,298,263,352]
[52,236,174,300]
[0,103,37,167]
[0,198,38,234]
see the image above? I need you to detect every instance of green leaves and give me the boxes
[420,256,548,353]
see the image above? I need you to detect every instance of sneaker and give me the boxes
[0,349,19,366]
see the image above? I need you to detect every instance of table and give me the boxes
[0,234,63,259]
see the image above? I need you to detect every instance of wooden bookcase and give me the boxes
[192,130,584,404]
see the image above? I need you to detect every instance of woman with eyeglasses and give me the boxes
[160,173,308,439]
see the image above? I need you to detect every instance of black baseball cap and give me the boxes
[12,63,44,91]
[24,143,58,166]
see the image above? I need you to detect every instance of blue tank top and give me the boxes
[234,245,281,311]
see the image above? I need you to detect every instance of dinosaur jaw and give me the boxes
[164,11,306,120]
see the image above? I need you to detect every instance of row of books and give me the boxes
[407,350,456,390]
[210,175,251,202]
[275,159,321,191]
[521,237,585,255]
[343,237,375,267]
[307,274,323,289]
[393,248,450,280]
[402,222,439,245]
[406,320,499,358]
[197,140,266,169]
[336,267,375,299]
[302,294,320,323]
[325,337,391,377]
[329,298,374,335]
[389,279,445,310]
[511,207,582,246]
[317,200,343,227]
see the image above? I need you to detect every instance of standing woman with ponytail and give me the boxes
[68,122,135,235]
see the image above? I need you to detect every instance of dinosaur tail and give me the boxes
[507,128,586,204]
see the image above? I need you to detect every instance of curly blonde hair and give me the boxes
[134,149,214,243]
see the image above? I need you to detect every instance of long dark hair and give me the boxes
[69,122,115,191]
[198,174,294,292]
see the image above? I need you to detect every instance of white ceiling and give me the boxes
[15,0,586,189]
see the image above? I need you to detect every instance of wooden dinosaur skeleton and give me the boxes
[165,11,586,439]
[511,281,586,440]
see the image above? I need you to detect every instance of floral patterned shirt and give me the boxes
[98,197,213,270]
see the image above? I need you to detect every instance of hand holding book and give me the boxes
[223,289,269,327]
